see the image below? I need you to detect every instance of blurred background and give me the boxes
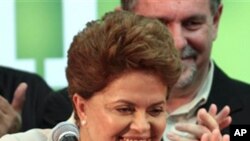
[0,0,250,90]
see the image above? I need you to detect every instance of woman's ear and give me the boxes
[72,94,87,124]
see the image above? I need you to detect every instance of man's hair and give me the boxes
[121,0,221,15]
[66,11,181,100]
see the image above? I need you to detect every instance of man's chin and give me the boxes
[174,69,196,89]
[174,77,192,89]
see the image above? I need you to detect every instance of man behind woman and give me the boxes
[121,0,250,139]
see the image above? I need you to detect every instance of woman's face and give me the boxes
[74,71,168,141]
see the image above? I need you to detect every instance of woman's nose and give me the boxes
[130,113,150,133]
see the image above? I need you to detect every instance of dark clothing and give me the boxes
[38,88,72,128]
[40,63,250,134]
[202,63,250,134]
[0,66,53,131]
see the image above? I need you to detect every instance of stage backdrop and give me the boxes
[0,0,250,89]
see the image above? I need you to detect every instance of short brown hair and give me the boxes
[66,10,181,101]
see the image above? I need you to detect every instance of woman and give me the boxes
[66,11,229,141]
[66,10,180,141]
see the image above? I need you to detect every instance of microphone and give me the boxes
[51,121,79,141]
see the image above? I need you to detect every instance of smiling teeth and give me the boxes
[119,138,151,141]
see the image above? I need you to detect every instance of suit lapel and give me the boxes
[202,63,243,114]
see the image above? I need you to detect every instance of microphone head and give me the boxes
[51,121,79,141]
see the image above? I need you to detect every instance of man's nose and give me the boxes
[168,24,187,51]
[130,113,150,133]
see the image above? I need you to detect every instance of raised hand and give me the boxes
[0,82,27,137]
[198,104,231,130]
[167,104,231,141]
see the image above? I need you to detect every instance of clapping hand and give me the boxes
[167,104,231,141]
[0,82,27,137]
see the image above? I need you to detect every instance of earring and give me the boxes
[81,120,86,126]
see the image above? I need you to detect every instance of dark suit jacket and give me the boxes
[38,88,72,128]
[202,63,250,134]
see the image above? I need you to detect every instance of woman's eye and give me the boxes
[116,107,134,115]
[148,107,164,117]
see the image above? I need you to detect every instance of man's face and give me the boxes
[133,0,221,89]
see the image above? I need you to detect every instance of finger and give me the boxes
[215,105,231,130]
[215,105,230,123]
[208,103,217,117]
[198,108,219,130]
[167,133,180,141]
[197,108,206,125]
[11,82,27,114]
[167,132,198,141]
[210,129,221,141]
[0,108,6,120]
[175,123,210,138]
[219,116,232,130]
[0,96,12,113]
[201,133,209,141]
[222,134,230,141]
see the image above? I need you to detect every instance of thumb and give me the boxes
[11,82,27,114]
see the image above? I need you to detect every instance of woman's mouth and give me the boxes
[118,136,152,141]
